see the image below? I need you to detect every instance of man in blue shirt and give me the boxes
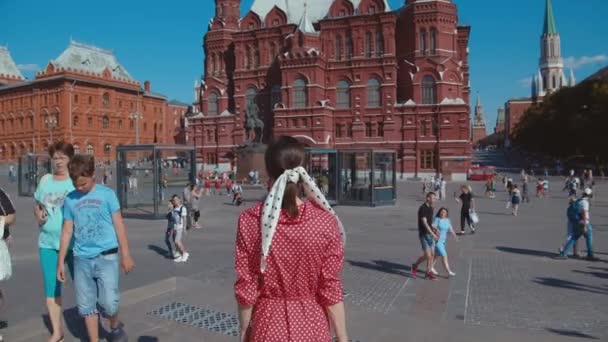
[57,155,134,342]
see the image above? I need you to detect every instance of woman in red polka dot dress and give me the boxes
[234,136,348,342]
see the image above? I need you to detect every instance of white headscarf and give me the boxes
[260,166,345,273]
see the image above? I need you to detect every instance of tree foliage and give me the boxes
[513,78,608,162]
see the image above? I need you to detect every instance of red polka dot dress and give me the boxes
[235,201,345,342]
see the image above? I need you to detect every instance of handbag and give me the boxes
[469,211,480,225]
[0,217,12,282]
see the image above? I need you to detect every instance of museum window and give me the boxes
[269,43,277,63]
[369,5,376,14]
[367,78,381,107]
[376,31,384,56]
[88,96,92,105]
[365,32,372,58]
[87,117,93,128]
[345,34,353,60]
[377,122,384,137]
[346,123,353,138]
[104,144,111,155]
[144,122,147,132]
[253,48,260,67]
[73,116,79,127]
[208,92,218,116]
[420,29,427,56]
[29,117,33,130]
[421,76,437,104]
[430,28,437,55]
[245,47,251,69]
[336,35,343,60]
[118,120,123,129]
[129,119,134,129]
[291,118,298,128]
[102,116,110,129]
[87,143,94,155]
[365,122,373,137]
[420,149,437,170]
[102,93,110,107]
[337,80,351,109]
[293,79,307,109]
[335,123,343,138]
[74,94,78,103]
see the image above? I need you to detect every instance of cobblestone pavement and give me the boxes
[1,176,607,341]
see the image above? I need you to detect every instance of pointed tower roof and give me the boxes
[569,68,576,86]
[296,0,317,34]
[543,0,558,35]
[0,46,25,82]
[474,93,486,126]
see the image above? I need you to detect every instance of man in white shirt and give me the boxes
[170,195,190,262]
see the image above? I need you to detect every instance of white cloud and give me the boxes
[564,55,608,69]
[519,77,533,88]
[17,63,40,72]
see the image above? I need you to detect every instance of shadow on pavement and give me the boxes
[573,269,608,279]
[545,328,600,340]
[533,277,608,295]
[42,307,92,341]
[478,211,512,216]
[347,259,411,277]
[496,246,556,258]
[148,244,170,258]
[138,336,159,342]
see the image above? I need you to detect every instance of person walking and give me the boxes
[0,186,16,342]
[557,188,596,260]
[559,197,581,258]
[511,185,522,216]
[506,178,514,208]
[522,177,530,203]
[234,136,348,342]
[412,192,439,280]
[33,141,76,342]
[455,185,476,235]
[170,195,190,263]
[440,178,447,201]
[214,177,222,196]
[57,154,134,342]
[164,201,178,259]
[432,208,459,277]
[203,177,211,196]
[190,184,203,229]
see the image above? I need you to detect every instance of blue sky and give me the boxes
[1,0,607,133]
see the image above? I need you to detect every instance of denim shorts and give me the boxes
[419,234,435,251]
[74,253,120,317]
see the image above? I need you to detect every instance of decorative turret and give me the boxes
[0,46,25,85]
[474,94,486,127]
[538,0,565,94]
[213,0,240,30]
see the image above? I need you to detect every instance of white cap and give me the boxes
[584,188,593,196]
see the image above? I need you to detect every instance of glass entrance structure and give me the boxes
[337,150,396,206]
[116,145,195,219]
[18,153,51,197]
[305,149,338,205]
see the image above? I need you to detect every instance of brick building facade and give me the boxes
[0,41,187,162]
[191,0,472,179]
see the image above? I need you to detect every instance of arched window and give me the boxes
[293,79,307,109]
[87,117,93,128]
[271,85,282,109]
[376,31,384,57]
[337,80,351,109]
[245,47,251,69]
[208,92,218,115]
[552,75,557,89]
[102,93,110,107]
[102,115,110,129]
[421,76,436,104]
[246,87,257,108]
[346,34,353,60]
[118,119,123,129]
[253,48,260,67]
[104,143,111,155]
[269,43,277,63]
[420,29,427,56]
[73,115,79,127]
[365,32,372,58]
[86,143,94,155]
[336,35,343,60]
[129,119,134,129]
[430,28,437,55]
[367,78,381,108]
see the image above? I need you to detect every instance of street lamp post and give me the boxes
[129,112,143,145]
[45,115,58,143]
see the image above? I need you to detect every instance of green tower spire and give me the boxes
[543,0,558,35]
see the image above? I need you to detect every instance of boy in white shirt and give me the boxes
[170,195,190,262]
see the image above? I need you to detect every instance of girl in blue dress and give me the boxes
[432,208,459,277]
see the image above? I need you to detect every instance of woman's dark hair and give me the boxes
[436,207,449,218]
[48,140,75,159]
[265,136,305,218]
[68,154,95,181]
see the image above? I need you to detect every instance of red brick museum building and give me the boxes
[191,0,472,179]
[0,42,187,162]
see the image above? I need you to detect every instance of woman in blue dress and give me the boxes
[432,208,459,277]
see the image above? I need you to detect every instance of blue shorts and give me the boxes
[435,242,447,257]
[419,234,435,251]
[74,253,120,317]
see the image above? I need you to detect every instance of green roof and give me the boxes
[543,0,558,35]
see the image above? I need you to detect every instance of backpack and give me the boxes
[567,199,582,222]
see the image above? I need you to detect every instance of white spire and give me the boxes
[569,68,576,86]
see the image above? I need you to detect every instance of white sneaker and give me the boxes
[173,252,181,259]
[181,252,190,262]
[448,271,456,277]
[430,268,439,275]
[174,255,184,263]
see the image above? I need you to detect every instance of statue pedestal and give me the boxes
[236,143,268,185]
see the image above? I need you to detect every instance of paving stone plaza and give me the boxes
[2,176,607,341]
